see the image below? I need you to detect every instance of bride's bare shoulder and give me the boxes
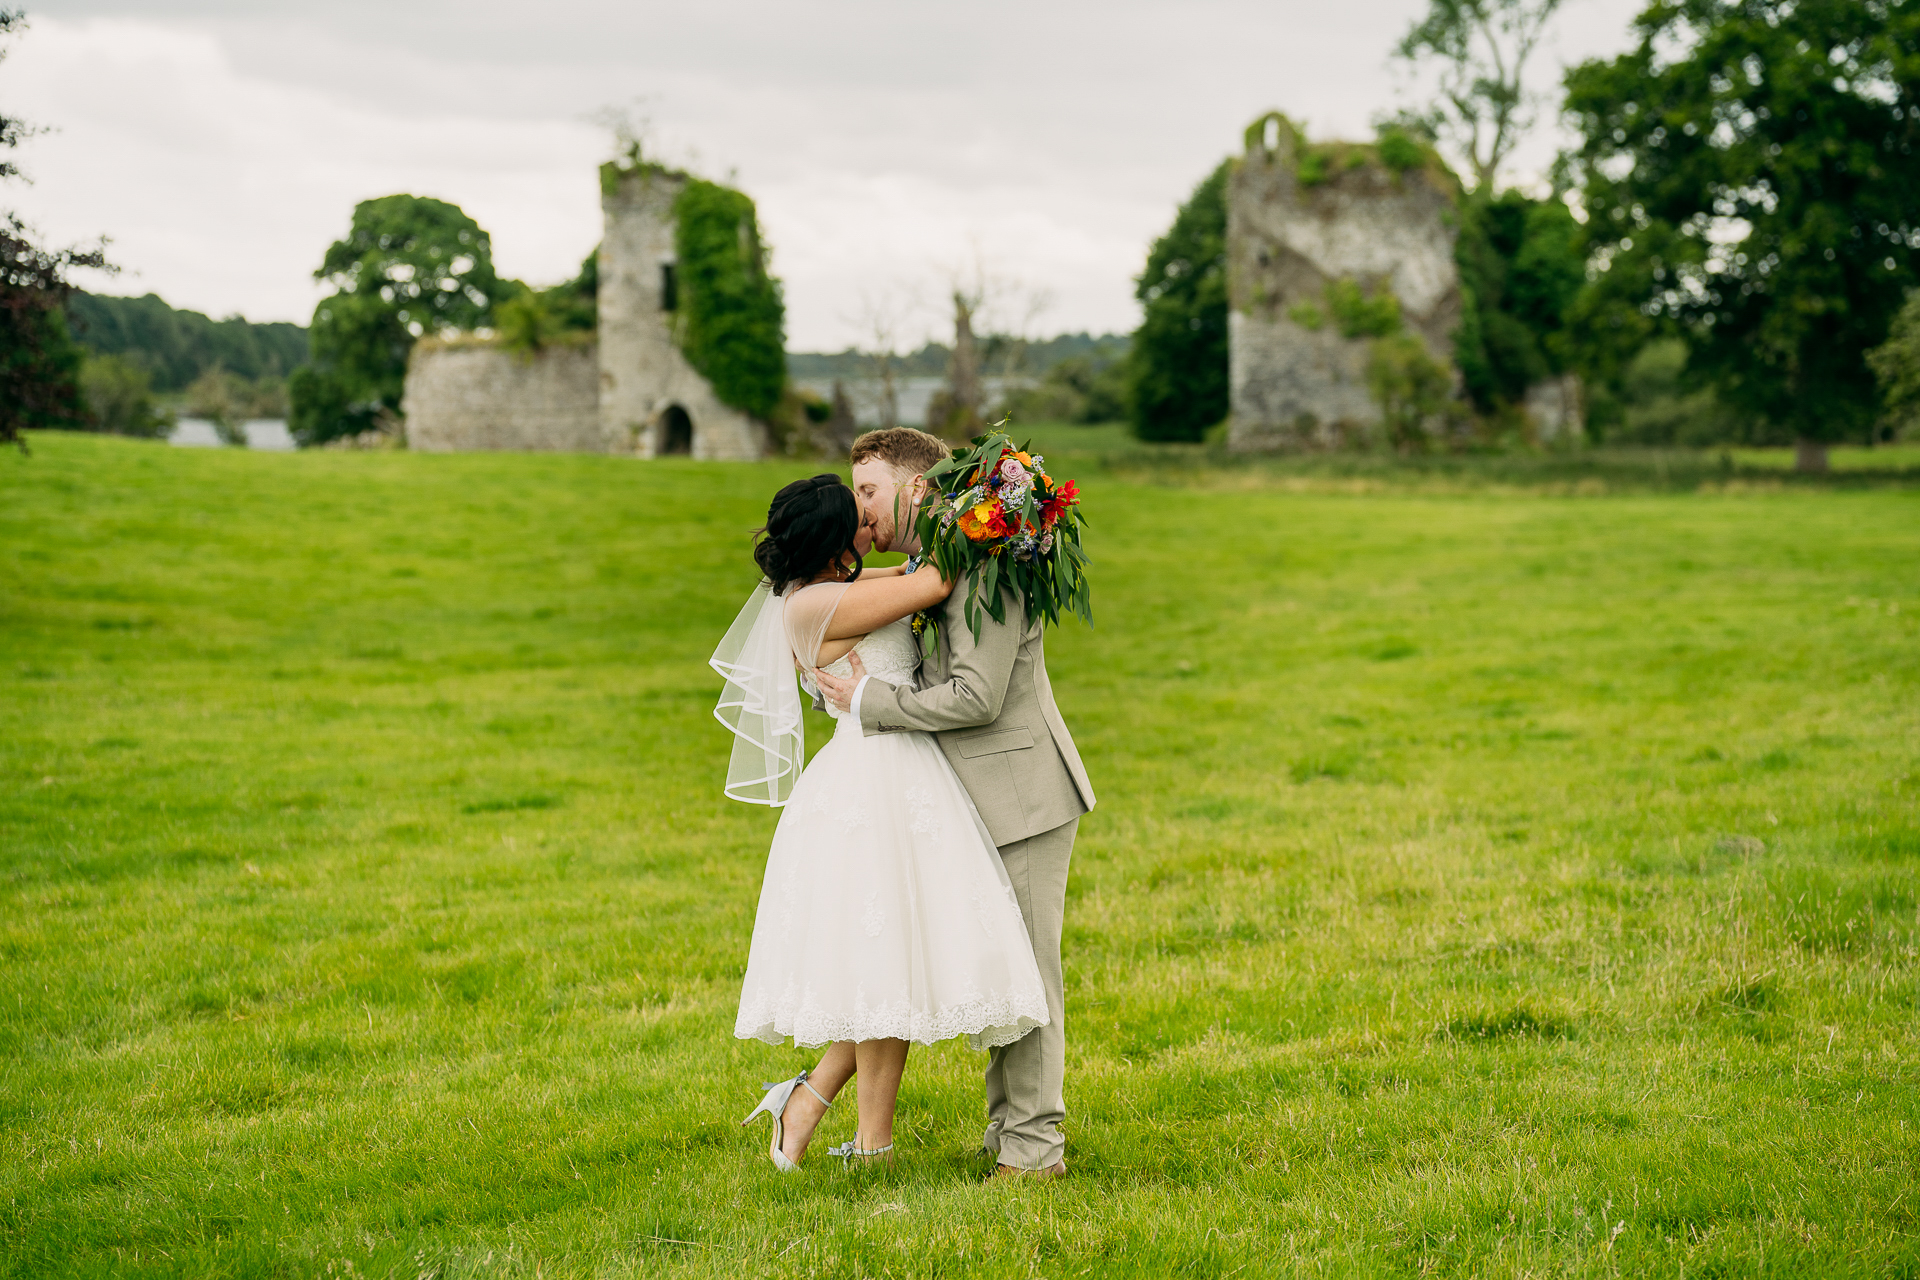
[783,582,861,666]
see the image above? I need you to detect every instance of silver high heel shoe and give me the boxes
[741,1071,834,1172]
[827,1138,895,1168]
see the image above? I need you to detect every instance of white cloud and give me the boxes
[5,2,1643,348]
[5,16,603,323]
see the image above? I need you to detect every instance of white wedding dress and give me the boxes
[733,609,1050,1051]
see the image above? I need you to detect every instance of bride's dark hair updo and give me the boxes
[755,474,864,594]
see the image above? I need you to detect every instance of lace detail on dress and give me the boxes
[735,990,1048,1052]
[969,887,998,939]
[818,619,923,719]
[905,786,941,839]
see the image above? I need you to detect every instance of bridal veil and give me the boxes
[709,580,848,806]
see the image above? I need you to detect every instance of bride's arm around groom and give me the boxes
[848,583,1094,846]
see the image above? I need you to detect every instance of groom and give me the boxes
[813,427,1096,1180]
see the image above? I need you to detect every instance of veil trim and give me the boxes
[709,581,805,807]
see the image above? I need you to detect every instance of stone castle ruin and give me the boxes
[1227,114,1463,452]
[402,167,767,460]
[1226,113,1581,450]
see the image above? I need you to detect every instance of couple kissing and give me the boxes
[710,426,1095,1178]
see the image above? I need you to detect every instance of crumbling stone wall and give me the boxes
[1227,115,1462,451]
[403,340,600,453]
[597,169,766,460]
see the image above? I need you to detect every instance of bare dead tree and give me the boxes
[1393,0,1566,193]
[848,286,919,431]
[984,280,1054,382]
[823,379,859,455]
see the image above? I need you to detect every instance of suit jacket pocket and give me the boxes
[953,726,1036,759]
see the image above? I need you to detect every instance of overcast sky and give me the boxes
[5,0,1643,350]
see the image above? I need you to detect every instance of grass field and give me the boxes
[3,431,1917,1278]
[1008,425,1920,493]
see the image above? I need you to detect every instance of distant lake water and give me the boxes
[792,376,1031,428]
[169,419,296,451]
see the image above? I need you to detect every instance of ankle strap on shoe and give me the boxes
[828,1139,894,1165]
[759,1072,833,1111]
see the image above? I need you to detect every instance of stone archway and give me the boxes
[660,404,693,456]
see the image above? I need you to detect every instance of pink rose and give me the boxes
[999,459,1026,484]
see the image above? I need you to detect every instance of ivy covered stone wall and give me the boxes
[670,179,786,422]
[596,162,768,460]
[1226,113,1463,451]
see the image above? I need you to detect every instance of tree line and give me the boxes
[6,1,1917,463]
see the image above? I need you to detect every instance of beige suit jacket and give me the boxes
[859,586,1094,847]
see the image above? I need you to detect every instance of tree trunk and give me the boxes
[1794,438,1829,473]
[825,379,859,456]
[878,363,899,430]
[946,291,982,437]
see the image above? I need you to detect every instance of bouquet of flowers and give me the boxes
[912,428,1090,653]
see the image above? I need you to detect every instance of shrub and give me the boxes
[1324,278,1402,340]
[289,366,371,447]
[1375,126,1427,174]
[1366,333,1453,452]
[1606,340,1740,446]
[1867,290,1920,442]
[78,354,170,437]
[1127,161,1230,442]
[1001,355,1128,426]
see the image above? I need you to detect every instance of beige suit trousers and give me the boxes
[981,815,1077,1170]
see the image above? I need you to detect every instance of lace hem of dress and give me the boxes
[735,992,1049,1052]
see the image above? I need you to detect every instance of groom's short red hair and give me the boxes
[850,427,948,478]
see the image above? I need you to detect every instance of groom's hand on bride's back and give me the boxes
[813,652,866,714]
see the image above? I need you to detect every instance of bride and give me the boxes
[712,473,1049,1171]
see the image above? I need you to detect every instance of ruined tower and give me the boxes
[403,165,773,458]
[1227,114,1463,451]
[597,168,766,460]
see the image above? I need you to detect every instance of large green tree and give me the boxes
[1453,190,1585,413]
[290,195,505,445]
[1,9,108,447]
[1565,0,1920,470]
[1127,160,1229,443]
